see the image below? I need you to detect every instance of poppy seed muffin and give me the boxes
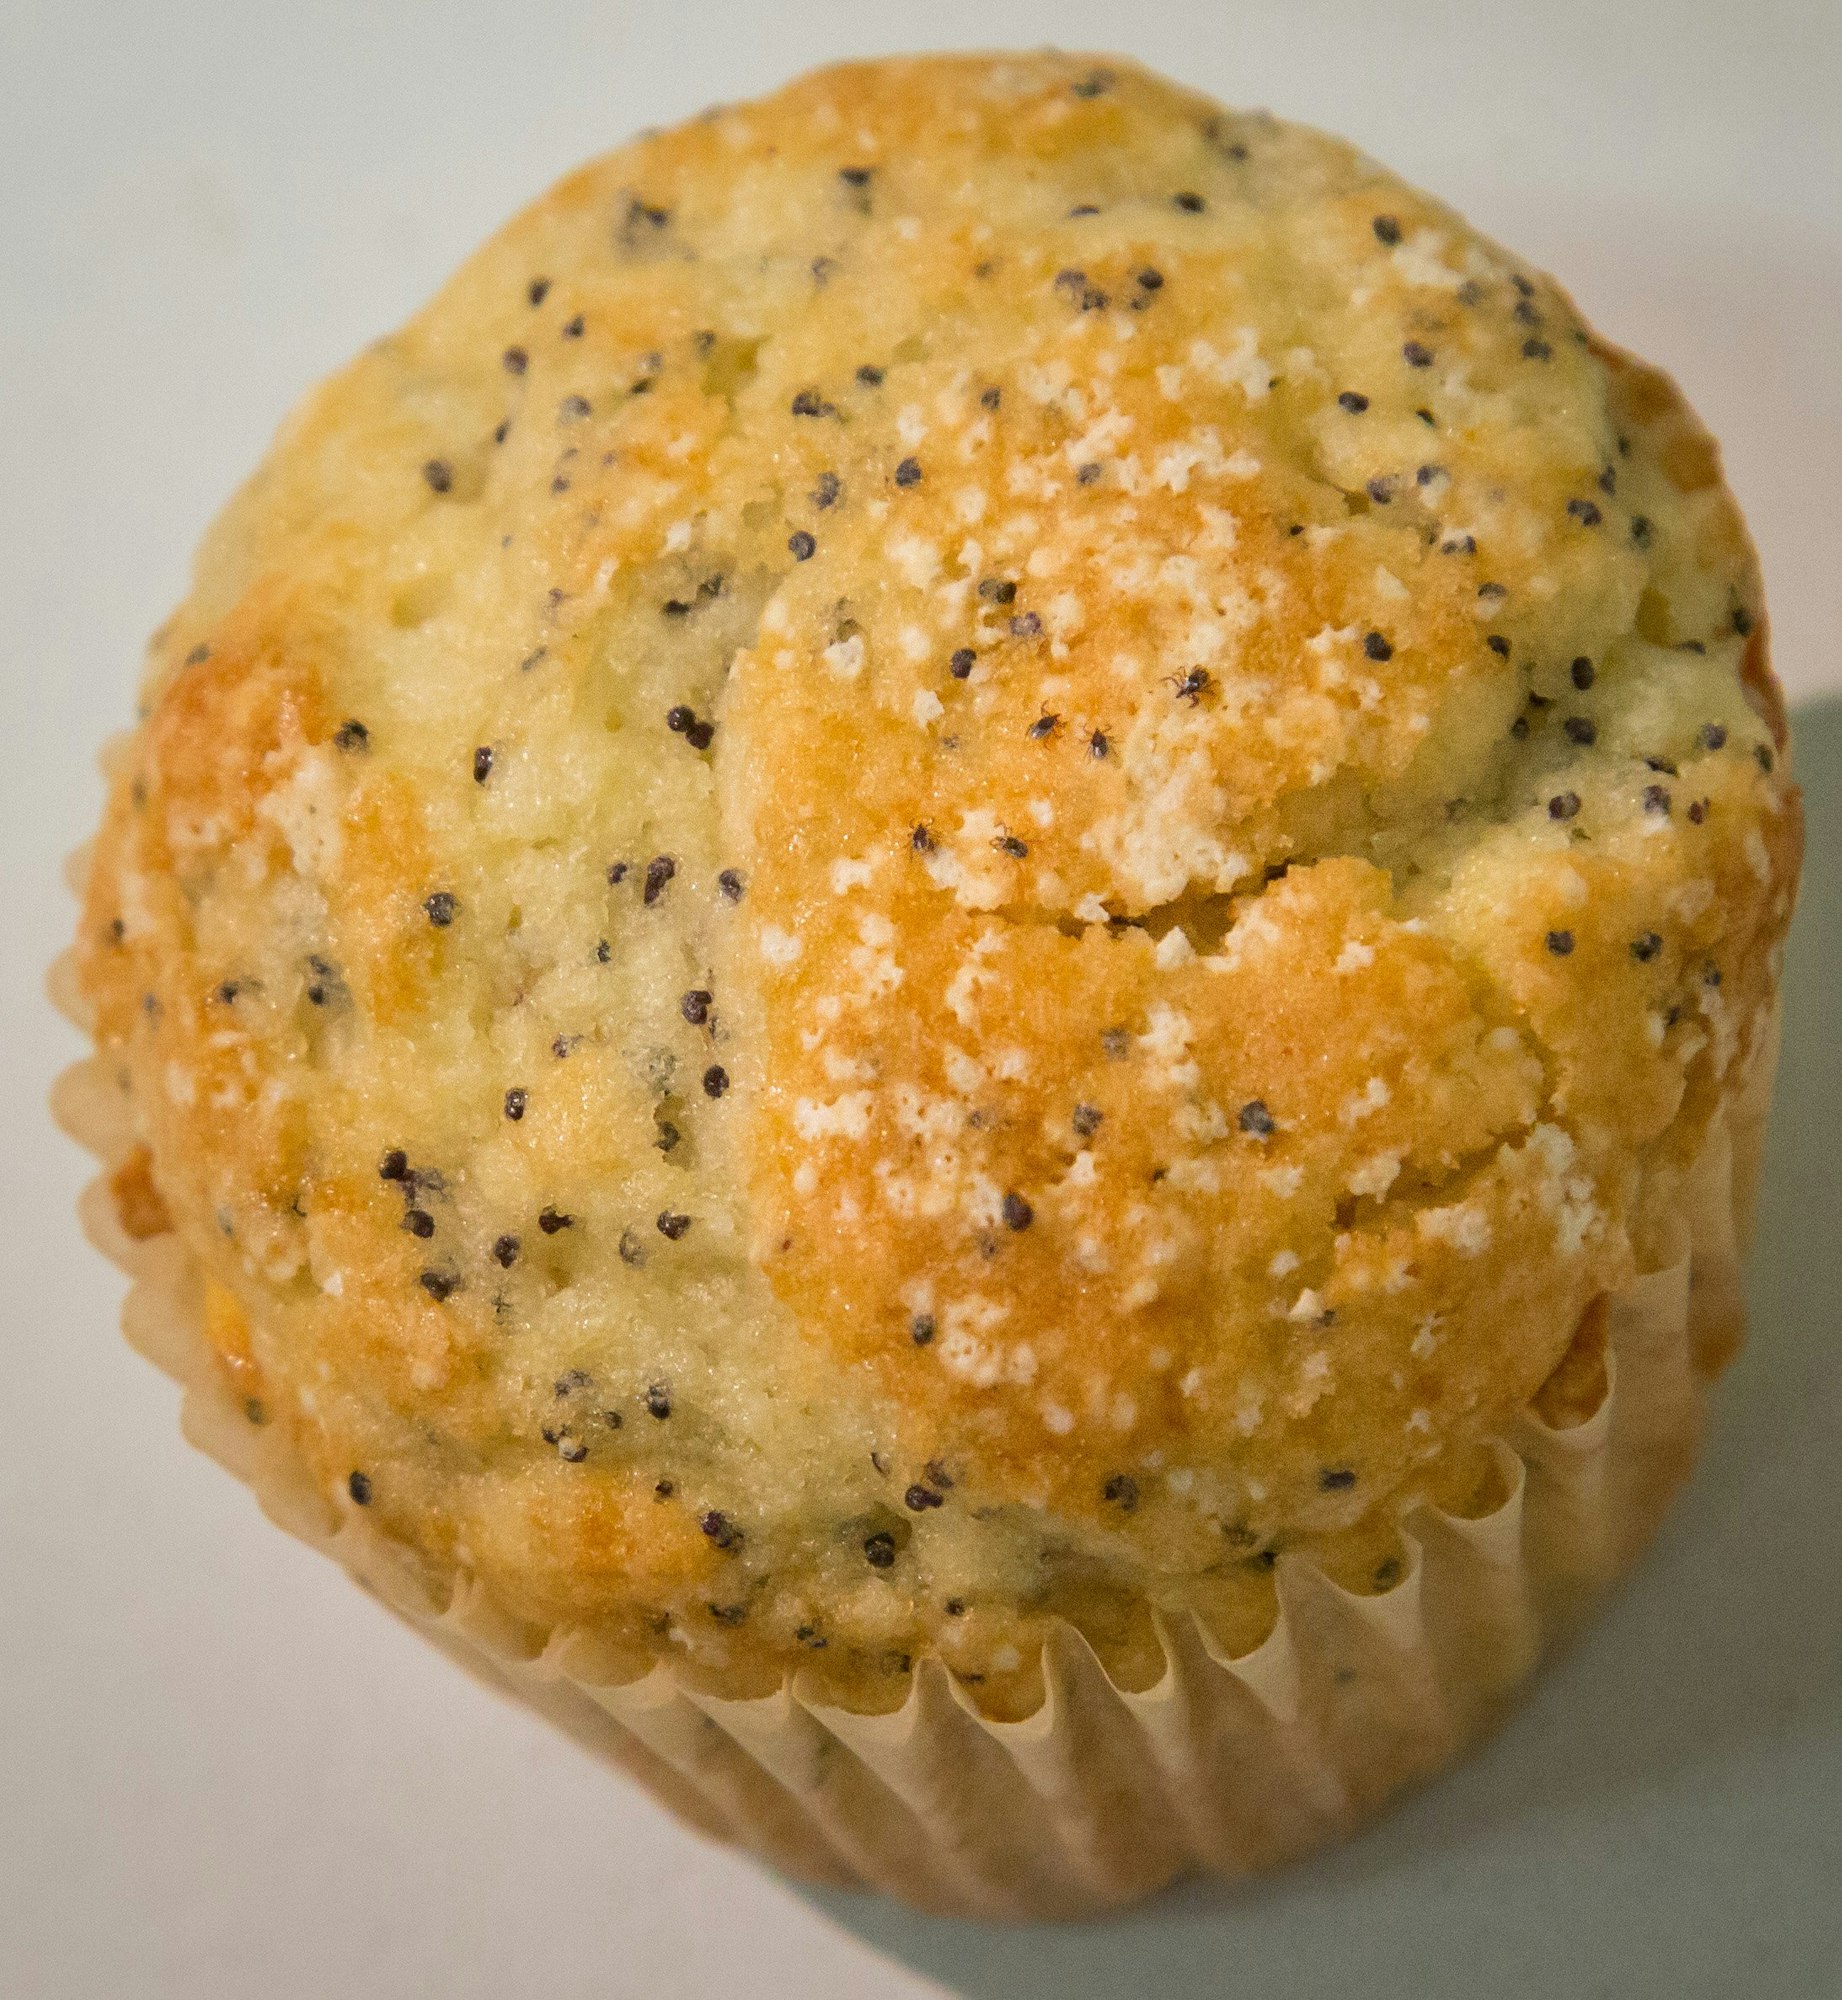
[75,49,1797,1790]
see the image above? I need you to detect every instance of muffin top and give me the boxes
[79,51,1798,1712]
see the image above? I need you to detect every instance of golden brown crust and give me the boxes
[76,53,1800,1710]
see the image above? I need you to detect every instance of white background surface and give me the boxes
[3,5,1838,1996]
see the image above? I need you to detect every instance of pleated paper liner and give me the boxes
[50,915,1781,1920]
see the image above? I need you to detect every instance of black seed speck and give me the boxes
[1372,214,1402,245]
[702,1065,729,1099]
[419,1270,457,1302]
[1403,341,1434,369]
[979,386,1001,410]
[680,988,712,1027]
[1076,461,1103,485]
[424,891,457,927]
[718,868,746,902]
[686,720,714,750]
[949,647,976,679]
[1173,190,1205,212]
[905,1484,944,1511]
[1755,743,1775,773]
[911,1314,936,1346]
[1337,390,1369,413]
[562,314,584,338]
[1571,656,1596,691]
[646,1383,672,1419]
[1563,716,1598,747]
[1103,1474,1139,1511]
[1522,337,1552,361]
[1643,784,1672,816]
[1700,723,1729,752]
[894,456,922,487]
[403,1208,434,1239]
[1089,730,1110,758]
[1548,792,1581,821]
[1566,498,1603,527]
[811,471,841,508]
[1001,1191,1034,1231]
[1010,610,1042,638]
[422,459,453,493]
[1546,929,1576,956]
[657,1210,691,1240]
[473,745,494,784]
[994,832,1028,858]
[1688,798,1709,824]
[911,823,935,853]
[978,577,1016,604]
[334,719,370,752]
[791,387,833,417]
[644,856,676,905]
[1072,1103,1103,1139]
[379,1149,409,1182]
[538,1206,573,1235]
[348,1471,372,1505]
[1319,1467,1357,1491]
[1631,933,1663,963]
[701,1510,743,1551]
[1363,630,1393,662]
[1238,1099,1276,1137]
[788,529,817,561]
[492,1234,520,1267]
[855,363,884,387]
[863,1531,898,1568]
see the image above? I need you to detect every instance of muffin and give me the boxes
[58,51,1801,1915]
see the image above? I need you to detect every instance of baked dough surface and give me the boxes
[78,53,1799,1709]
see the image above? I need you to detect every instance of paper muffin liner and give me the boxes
[51,914,1781,1920]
